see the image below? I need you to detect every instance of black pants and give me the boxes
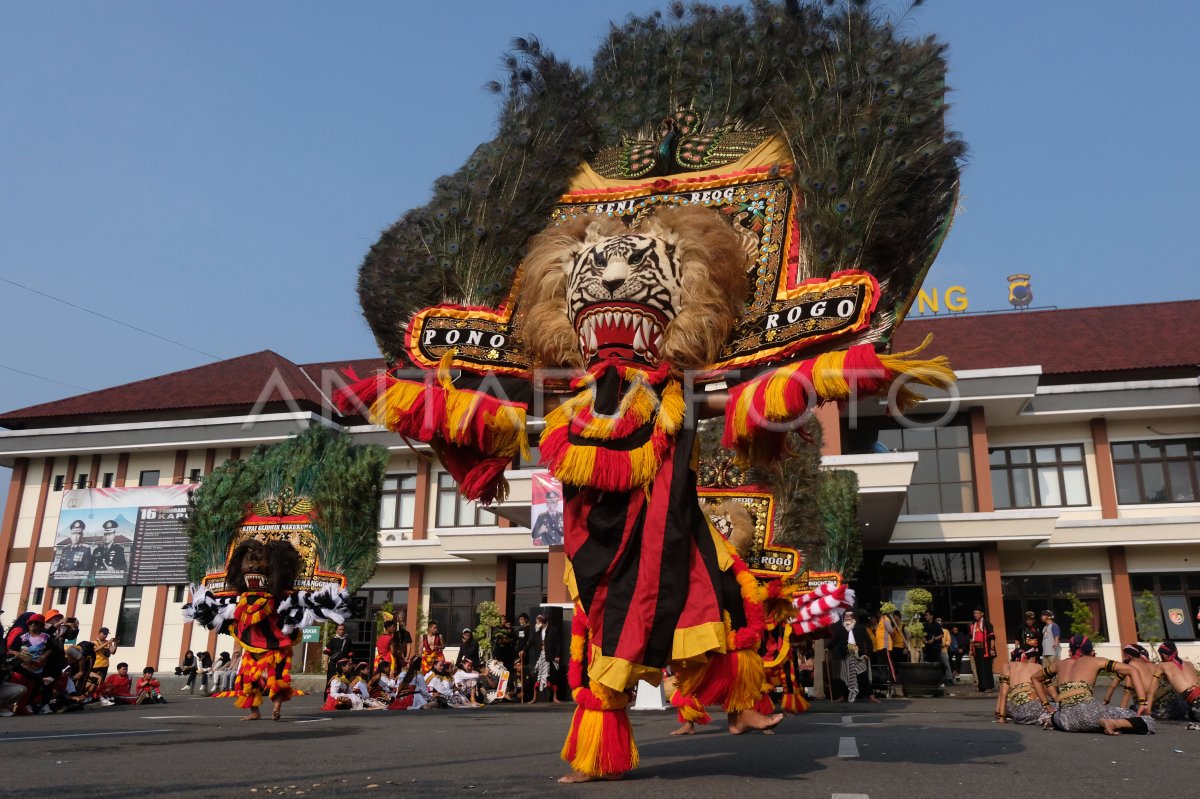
[972,648,994,691]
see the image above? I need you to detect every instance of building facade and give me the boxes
[2,300,1198,669]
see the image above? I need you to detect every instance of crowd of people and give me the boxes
[1,607,247,716]
[7,600,1198,738]
[996,636,1200,735]
[318,611,564,713]
[829,605,1011,701]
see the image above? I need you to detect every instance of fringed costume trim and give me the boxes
[722,337,954,462]
[541,364,683,492]
[335,353,529,503]
[561,604,639,777]
[232,647,294,709]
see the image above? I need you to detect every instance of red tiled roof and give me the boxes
[298,357,387,394]
[0,350,329,424]
[4,302,1196,426]
[894,300,1200,375]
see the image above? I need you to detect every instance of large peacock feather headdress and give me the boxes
[358,0,964,370]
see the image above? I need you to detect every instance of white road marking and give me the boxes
[838,736,860,758]
[842,714,854,726]
[0,729,173,743]
[831,794,870,799]
[293,718,331,724]
[140,714,245,719]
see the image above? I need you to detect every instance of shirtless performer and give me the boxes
[1103,645,1172,717]
[996,645,1056,725]
[1035,635,1154,735]
[1156,641,1200,722]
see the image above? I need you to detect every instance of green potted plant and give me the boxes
[893,588,943,696]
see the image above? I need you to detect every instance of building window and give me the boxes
[138,470,160,487]
[188,468,202,484]
[509,561,549,624]
[53,475,65,492]
[428,586,493,637]
[102,473,114,488]
[349,587,409,648]
[858,550,984,628]
[1130,573,1200,641]
[846,416,975,515]
[172,585,186,603]
[76,473,89,489]
[56,587,69,604]
[380,474,418,530]
[436,472,484,527]
[115,586,143,647]
[1000,574,1105,645]
[32,587,44,605]
[989,445,1089,509]
[1113,438,1200,504]
[83,587,95,605]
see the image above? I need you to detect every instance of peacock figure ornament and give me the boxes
[340,0,963,781]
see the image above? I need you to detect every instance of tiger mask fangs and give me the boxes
[518,205,749,373]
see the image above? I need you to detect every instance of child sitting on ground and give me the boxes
[100,662,137,705]
[135,667,165,704]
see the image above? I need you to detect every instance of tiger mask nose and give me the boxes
[600,262,628,295]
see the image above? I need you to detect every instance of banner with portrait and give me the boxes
[529,472,564,547]
[50,485,194,588]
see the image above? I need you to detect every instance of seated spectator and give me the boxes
[212,652,235,694]
[7,613,53,714]
[427,660,470,707]
[369,661,397,702]
[177,650,198,693]
[322,659,361,710]
[100,662,137,705]
[0,656,28,717]
[196,651,214,695]
[453,658,484,706]
[388,657,432,711]
[135,667,165,704]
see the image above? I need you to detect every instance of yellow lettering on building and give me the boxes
[945,285,968,312]
[916,286,969,315]
[917,288,938,314]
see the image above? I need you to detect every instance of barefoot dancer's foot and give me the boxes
[272,698,284,721]
[558,771,623,784]
[241,709,261,721]
[670,722,697,736]
[728,708,784,735]
[1101,718,1125,736]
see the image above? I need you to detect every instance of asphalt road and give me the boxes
[2,691,1198,798]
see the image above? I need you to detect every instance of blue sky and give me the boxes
[3,1,1199,506]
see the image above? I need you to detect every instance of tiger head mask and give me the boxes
[519,205,750,373]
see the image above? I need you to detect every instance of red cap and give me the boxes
[28,613,46,624]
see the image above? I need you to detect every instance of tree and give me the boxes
[1065,593,1106,643]
[1134,590,1165,644]
[902,588,933,662]
[474,600,505,662]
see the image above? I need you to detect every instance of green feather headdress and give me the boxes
[185,425,388,591]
